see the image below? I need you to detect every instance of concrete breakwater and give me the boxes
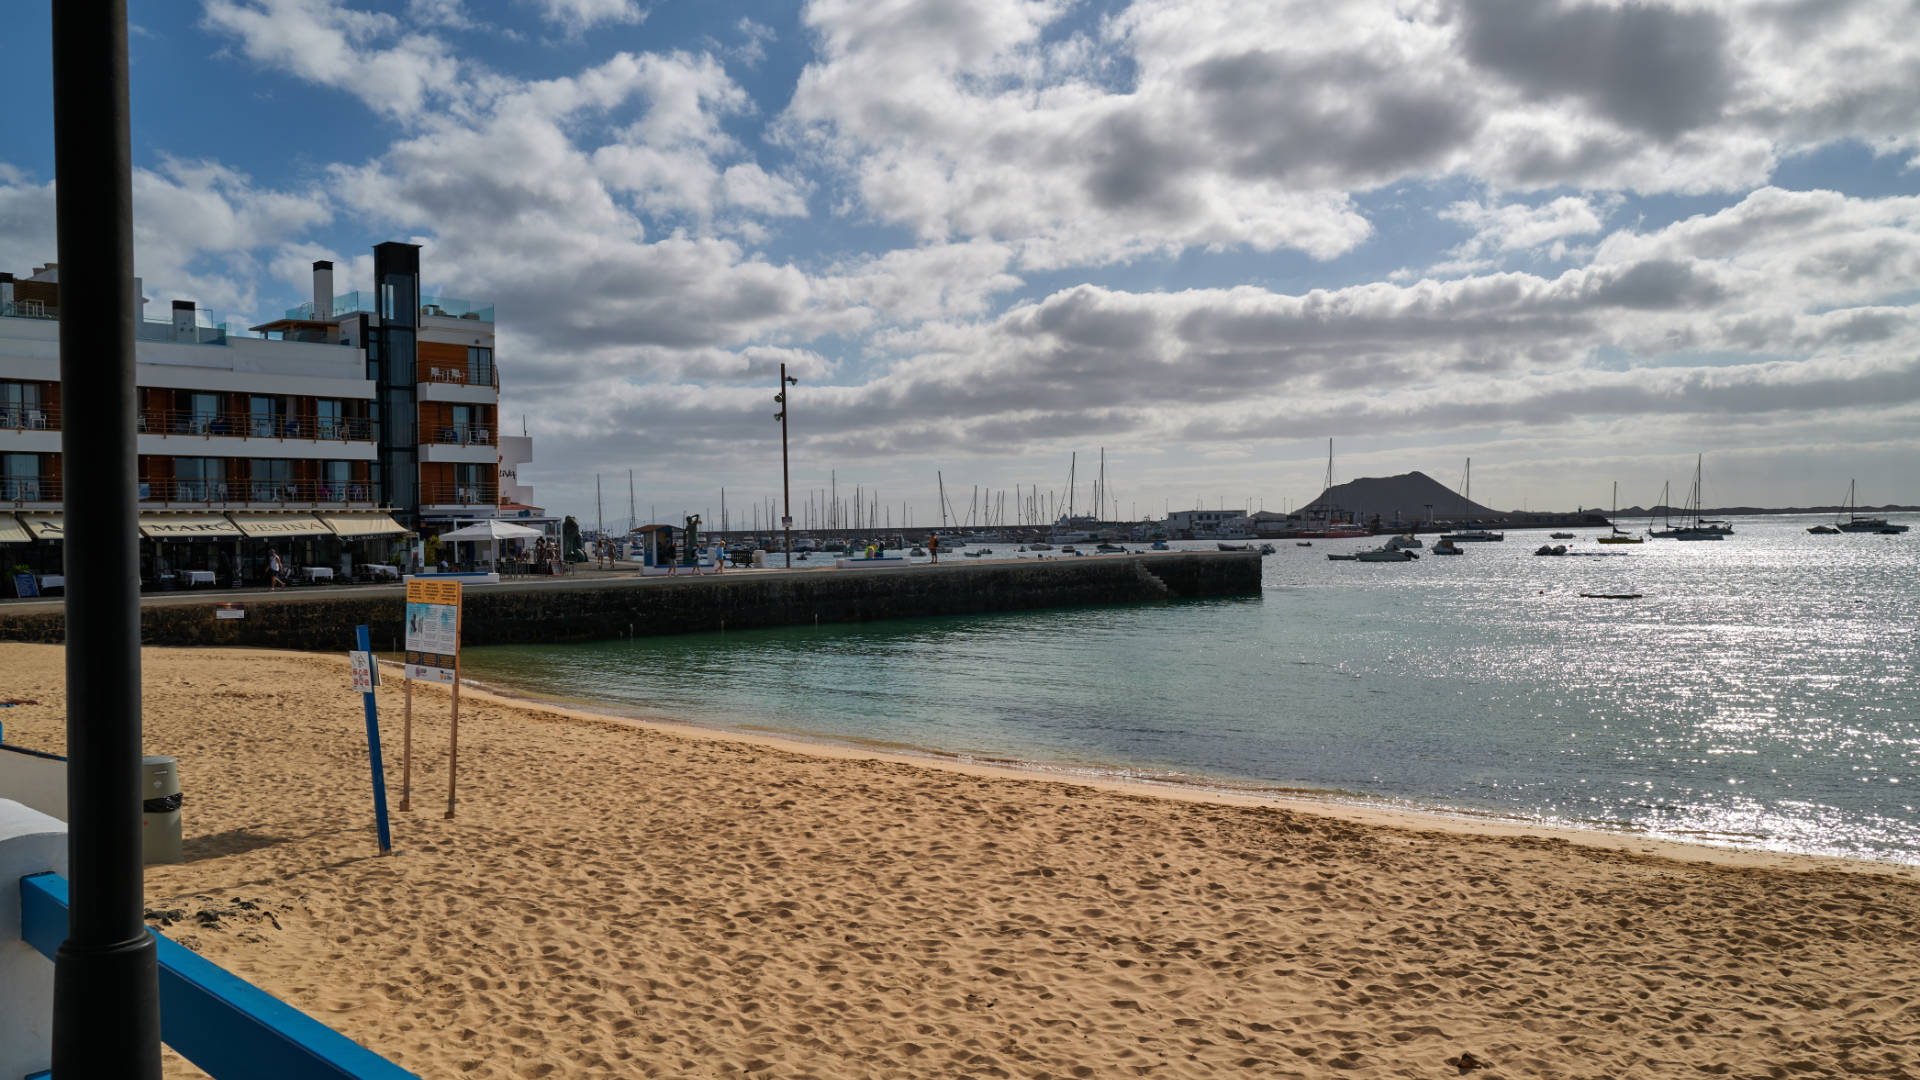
[0,552,1261,652]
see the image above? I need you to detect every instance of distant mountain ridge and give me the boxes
[1296,472,1917,521]
[1302,471,1499,520]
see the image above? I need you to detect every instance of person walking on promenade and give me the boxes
[664,535,678,576]
[928,533,939,564]
[267,548,287,590]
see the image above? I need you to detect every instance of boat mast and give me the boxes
[1067,452,1077,523]
[938,471,948,529]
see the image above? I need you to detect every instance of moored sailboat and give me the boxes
[1596,480,1644,544]
[1833,479,1910,533]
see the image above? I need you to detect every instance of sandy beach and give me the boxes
[4,642,1918,1079]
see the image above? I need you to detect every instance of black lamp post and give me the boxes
[51,0,164,1074]
[776,365,797,568]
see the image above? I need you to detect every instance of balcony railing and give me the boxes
[427,422,493,447]
[285,291,376,320]
[421,363,499,389]
[283,291,493,323]
[3,476,56,503]
[141,478,376,506]
[419,295,494,322]
[422,482,497,507]
[1,299,57,320]
[139,410,377,442]
[0,404,59,431]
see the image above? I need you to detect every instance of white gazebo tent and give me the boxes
[437,519,543,570]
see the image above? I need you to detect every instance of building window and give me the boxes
[174,457,226,502]
[1,381,44,428]
[249,395,285,438]
[2,453,40,501]
[454,463,486,504]
[381,274,415,323]
[468,347,493,387]
[316,398,343,440]
[320,461,353,502]
[188,392,221,435]
[250,459,292,503]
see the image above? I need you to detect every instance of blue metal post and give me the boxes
[354,625,393,854]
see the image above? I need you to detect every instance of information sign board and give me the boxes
[403,579,463,683]
[349,650,378,693]
[12,573,37,599]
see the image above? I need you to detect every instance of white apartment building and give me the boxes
[2,243,524,592]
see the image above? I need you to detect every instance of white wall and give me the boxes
[0,798,66,1080]
[0,747,66,822]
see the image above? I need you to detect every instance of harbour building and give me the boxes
[1,242,520,593]
[1164,508,1248,540]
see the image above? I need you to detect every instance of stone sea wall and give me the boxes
[0,553,1261,652]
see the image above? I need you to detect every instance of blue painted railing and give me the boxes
[18,873,417,1079]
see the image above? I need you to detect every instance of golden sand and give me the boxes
[3,643,1918,1078]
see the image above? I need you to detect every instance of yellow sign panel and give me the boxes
[403,579,463,683]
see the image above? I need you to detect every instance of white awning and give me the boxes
[229,512,333,538]
[138,513,244,540]
[16,514,63,541]
[319,512,410,538]
[0,515,31,545]
[438,519,542,541]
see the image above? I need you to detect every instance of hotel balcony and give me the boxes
[0,404,61,456]
[135,410,379,462]
[139,478,378,509]
[138,410,377,442]
[0,404,58,431]
[421,482,498,509]
[2,476,58,507]
[418,361,498,404]
[418,423,497,464]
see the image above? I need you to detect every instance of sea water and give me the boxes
[461,515,1920,863]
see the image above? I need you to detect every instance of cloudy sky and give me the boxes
[4,0,1919,523]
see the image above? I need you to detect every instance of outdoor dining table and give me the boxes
[303,566,335,582]
[181,570,215,587]
[368,564,401,579]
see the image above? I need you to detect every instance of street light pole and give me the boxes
[51,0,163,1074]
[776,364,797,568]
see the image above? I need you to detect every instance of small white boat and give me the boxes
[1028,542,1054,551]
[1354,546,1418,562]
[1384,534,1423,550]
[1095,543,1126,553]
[1549,532,1575,540]
[1326,553,1357,561]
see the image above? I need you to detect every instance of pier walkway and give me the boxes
[0,551,1262,650]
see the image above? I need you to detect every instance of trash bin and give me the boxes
[752,549,767,568]
[141,755,182,865]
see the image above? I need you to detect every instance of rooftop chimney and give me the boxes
[172,300,196,342]
[312,260,333,319]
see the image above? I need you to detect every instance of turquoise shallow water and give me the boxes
[461,515,1920,863]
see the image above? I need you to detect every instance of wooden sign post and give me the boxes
[402,578,464,819]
